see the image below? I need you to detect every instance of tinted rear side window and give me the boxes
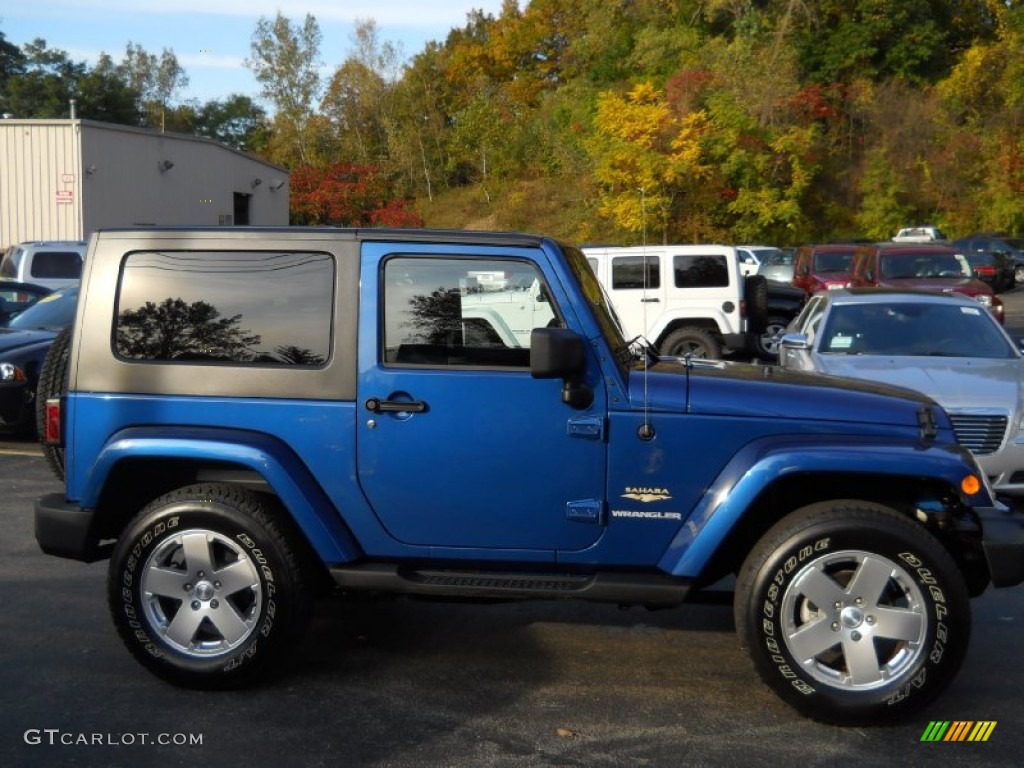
[115,250,334,366]
[30,251,82,279]
[612,255,660,289]
[673,254,728,288]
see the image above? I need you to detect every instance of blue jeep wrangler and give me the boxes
[33,227,1024,725]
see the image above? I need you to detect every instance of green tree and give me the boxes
[194,95,269,152]
[246,12,323,167]
[119,42,188,130]
[0,38,140,123]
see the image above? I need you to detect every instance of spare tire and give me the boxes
[35,327,72,481]
[744,274,769,331]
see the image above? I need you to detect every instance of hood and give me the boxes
[812,272,849,287]
[877,277,989,296]
[0,327,58,356]
[628,359,936,428]
[818,356,1023,414]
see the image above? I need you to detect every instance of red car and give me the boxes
[847,242,1004,323]
[792,244,858,294]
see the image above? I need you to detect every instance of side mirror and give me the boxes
[531,327,586,379]
[800,264,810,276]
[780,333,810,351]
[531,328,592,409]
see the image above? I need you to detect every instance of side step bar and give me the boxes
[329,563,693,606]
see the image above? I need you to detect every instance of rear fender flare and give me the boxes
[81,427,361,564]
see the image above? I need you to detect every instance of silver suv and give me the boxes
[0,240,87,290]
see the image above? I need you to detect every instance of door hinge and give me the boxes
[567,416,604,441]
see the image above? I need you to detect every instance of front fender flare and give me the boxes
[658,435,990,578]
[82,426,361,564]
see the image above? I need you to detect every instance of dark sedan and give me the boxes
[0,284,77,433]
[0,280,51,326]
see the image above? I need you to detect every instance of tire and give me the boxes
[734,501,970,725]
[660,327,722,360]
[108,483,314,688]
[753,315,790,361]
[35,326,72,480]
[744,275,769,331]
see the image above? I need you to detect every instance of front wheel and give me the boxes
[735,501,970,725]
[108,483,314,688]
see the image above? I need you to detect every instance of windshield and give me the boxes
[8,285,79,330]
[761,251,793,266]
[813,251,854,272]
[562,244,628,369]
[879,253,971,280]
[818,300,1014,358]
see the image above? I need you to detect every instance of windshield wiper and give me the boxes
[616,335,662,366]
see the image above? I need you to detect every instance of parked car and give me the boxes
[792,243,858,294]
[583,244,764,359]
[756,248,795,283]
[0,240,87,290]
[0,280,51,326]
[780,289,1024,493]
[954,234,1024,284]
[847,242,1004,323]
[735,245,786,277]
[963,249,1014,293]
[0,284,78,433]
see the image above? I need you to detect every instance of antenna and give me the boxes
[638,187,655,441]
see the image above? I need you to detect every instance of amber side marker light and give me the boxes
[961,475,981,496]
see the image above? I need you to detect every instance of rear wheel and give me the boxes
[660,328,722,360]
[108,483,314,688]
[753,315,790,361]
[35,327,71,480]
[735,501,970,725]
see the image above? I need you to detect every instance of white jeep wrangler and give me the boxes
[582,245,767,359]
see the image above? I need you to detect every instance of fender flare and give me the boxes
[658,435,990,578]
[82,426,362,564]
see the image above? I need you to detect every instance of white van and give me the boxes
[0,240,87,290]
[583,244,763,359]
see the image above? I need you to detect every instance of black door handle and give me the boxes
[640,298,660,303]
[365,398,427,414]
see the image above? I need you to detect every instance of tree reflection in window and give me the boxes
[115,250,334,366]
[117,298,262,361]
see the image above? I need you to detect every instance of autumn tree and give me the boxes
[289,162,422,227]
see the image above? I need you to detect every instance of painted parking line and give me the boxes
[0,448,43,457]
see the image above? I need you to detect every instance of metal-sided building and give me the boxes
[0,118,289,250]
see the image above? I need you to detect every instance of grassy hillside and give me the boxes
[415,177,626,246]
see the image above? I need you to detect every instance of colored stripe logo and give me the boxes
[920,721,997,742]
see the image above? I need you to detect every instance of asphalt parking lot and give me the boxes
[1,289,1023,767]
